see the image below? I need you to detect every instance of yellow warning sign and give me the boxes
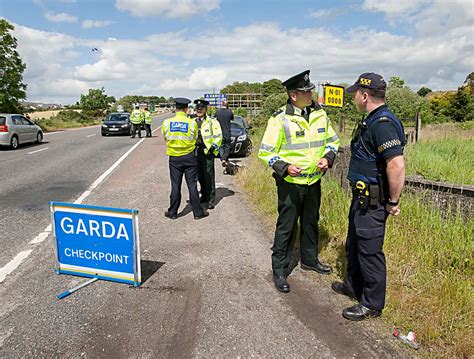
[324,85,344,108]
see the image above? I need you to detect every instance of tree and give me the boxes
[262,79,285,96]
[417,86,432,97]
[79,87,111,113]
[450,86,473,122]
[0,19,27,113]
[388,76,405,89]
[386,86,426,123]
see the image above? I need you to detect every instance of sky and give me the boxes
[1,0,473,104]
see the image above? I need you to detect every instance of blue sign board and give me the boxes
[51,202,141,286]
[204,93,227,107]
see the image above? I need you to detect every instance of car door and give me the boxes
[20,116,36,142]
[11,115,26,142]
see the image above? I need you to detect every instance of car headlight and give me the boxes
[237,134,247,141]
[121,124,129,128]
[102,124,107,128]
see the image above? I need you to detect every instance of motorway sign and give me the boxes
[324,85,345,108]
[204,93,227,107]
[51,202,141,286]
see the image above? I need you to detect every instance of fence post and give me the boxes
[339,112,345,134]
[415,112,421,142]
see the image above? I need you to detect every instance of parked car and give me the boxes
[101,112,131,136]
[0,113,44,149]
[229,116,252,157]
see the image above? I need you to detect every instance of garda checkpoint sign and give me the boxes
[204,93,227,107]
[324,84,345,108]
[51,202,141,286]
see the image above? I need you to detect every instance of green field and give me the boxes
[238,123,473,357]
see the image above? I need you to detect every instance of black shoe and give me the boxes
[207,202,215,209]
[342,304,381,321]
[273,275,290,293]
[194,212,209,220]
[131,136,135,138]
[301,260,332,275]
[164,211,177,220]
[331,281,357,300]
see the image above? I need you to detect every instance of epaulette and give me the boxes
[272,108,284,117]
[377,116,390,123]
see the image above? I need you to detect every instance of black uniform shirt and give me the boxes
[360,105,404,161]
[216,108,233,139]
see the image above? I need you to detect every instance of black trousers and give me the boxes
[196,149,216,204]
[168,153,205,217]
[145,124,152,137]
[131,123,142,138]
[272,179,321,277]
[343,193,389,311]
[219,135,231,161]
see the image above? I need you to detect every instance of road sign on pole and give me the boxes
[324,85,345,108]
[51,202,141,287]
[204,93,227,107]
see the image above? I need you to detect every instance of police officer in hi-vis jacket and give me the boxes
[258,70,340,293]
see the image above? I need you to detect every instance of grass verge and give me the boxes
[236,150,473,357]
[34,109,101,132]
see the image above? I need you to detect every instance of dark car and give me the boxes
[101,113,131,136]
[229,116,252,157]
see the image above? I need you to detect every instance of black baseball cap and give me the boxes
[282,70,315,91]
[346,72,387,93]
[194,99,209,109]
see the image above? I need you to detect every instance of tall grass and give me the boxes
[237,150,473,357]
[405,122,474,185]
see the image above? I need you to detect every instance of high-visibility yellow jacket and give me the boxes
[199,115,223,156]
[258,102,340,185]
[161,111,198,156]
[130,109,143,124]
[143,110,152,124]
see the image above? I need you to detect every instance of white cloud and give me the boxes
[115,0,220,19]
[188,68,227,90]
[81,20,114,29]
[44,11,78,23]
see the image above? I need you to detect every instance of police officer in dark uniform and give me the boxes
[331,73,406,321]
[161,98,209,220]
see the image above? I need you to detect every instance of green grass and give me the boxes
[236,150,473,357]
[34,109,101,132]
[405,122,474,185]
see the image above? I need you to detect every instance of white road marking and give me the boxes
[87,134,96,138]
[27,147,49,155]
[1,125,164,283]
[0,250,33,283]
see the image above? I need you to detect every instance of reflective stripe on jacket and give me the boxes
[200,116,223,156]
[143,111,152,124]
[161,112,198,156]
[130,110,143,124]
[258,104,340,185]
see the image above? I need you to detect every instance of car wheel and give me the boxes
[10,135,19,150]
[36,132,43,144]
[101,132,106,136]
[245,140,252,157]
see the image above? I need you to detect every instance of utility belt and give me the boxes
[350,181,382,209]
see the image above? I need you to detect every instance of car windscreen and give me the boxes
[0,117,5,125]
[233,116,245,127]
[231,121,245,129]
[108,114,129,122]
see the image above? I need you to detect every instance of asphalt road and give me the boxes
[0,114,168,270]
[0,116,408,357]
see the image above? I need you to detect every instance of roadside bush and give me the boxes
[35,109,99,132]
[234,107,248,117]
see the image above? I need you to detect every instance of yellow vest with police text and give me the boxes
[161,112,198,156]
[200,116,223,156]
[143,111,152,124]
[258,106,340,185]
[130,110,143,124]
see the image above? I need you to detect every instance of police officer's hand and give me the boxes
[317,158,329,173]
[385,204,401,216]
[287,165,302,176]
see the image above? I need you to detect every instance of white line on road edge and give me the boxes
[86,134,96,138]
[1,128,163,283]
[28,147,49,155]
[0,250,33,283]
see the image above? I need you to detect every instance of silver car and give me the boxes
[0,113,44,149]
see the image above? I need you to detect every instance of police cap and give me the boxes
[194,99,209,109]
[346,72,387,93]
[174,97,191,109]
[282,70,315,91]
